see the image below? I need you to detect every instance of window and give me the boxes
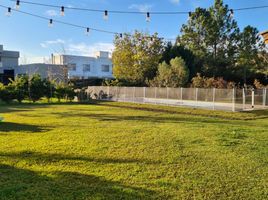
[83,64,91,72]
[101,65,110,72]
[68,63,76,71]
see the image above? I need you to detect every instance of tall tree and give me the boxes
[179,0,240,77]
[112,31,164,86]
[236,26,267,84]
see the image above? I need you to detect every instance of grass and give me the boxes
[0,101,267,199]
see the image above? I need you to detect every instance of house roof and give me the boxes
[260,30,268,44]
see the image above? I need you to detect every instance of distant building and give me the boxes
[0,45,20,84]
[52,51,114,80]
[0,45,113,85]
[18,63,68,83]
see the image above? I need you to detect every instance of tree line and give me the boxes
[110,0,268,88]
[0,74,76,104]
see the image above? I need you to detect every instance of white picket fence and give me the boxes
[83,86,268,112]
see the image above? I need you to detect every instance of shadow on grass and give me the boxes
[50,111,256,127]
[0,122,52,133]
[0,164,160,200]
[0,151,159,165]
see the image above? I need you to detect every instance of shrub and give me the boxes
[0,84,14,103]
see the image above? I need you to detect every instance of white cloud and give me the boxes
[40,39,65,48]
[40,39,114,57]
[128,4,153,12]
[170,0,180,5]
[67,42,114,56]
[45,9,58,17]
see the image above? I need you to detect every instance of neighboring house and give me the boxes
[52,51,114,80]
[0,45,20,84]
[0,45,113,85]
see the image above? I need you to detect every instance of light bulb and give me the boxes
[6,7,11,17]
[85,28,90,36]
[103,10,108,20]
[146,12,150,22]
[61,6,65,16]
[16,0,20,10]
[48,19,53,27]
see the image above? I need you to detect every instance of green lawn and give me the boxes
[0,102,267,199]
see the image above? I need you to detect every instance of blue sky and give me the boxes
[1,0,268,63]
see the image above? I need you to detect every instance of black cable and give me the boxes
[10,0,268,15]
[0,4,176,41]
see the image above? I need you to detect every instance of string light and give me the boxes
[6,7,11,16]
[85,27,90,36]
[15,0,20,10]
[146,12,150,22]
[0,4,175,42]
[48,19,53,27]
[103,10,108,20]
[61,6,65,16]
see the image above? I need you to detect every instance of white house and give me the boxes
[51,51,114,80]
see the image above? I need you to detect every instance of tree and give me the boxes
[9,75,28,103]
[0,83,14,103]
[29,74,45,102]
[179,0,240,77]
[151,57,189,87]
[236,26,267,84]
[55,83,66,102]
[43,78,55,102]
[161,42,200,79]
[112,31,165,86]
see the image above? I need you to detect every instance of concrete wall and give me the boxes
[17,64,68,83]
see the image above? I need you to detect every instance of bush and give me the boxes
[0,84,14,103]
[9,75,29,103]
[150,57,189,87]
[191,74,236,88]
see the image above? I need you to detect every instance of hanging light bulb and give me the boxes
[16,0,20,10]
[230,9,234,18]
[103,10,108,20]
[119,33,123,38]
[48,19,53,27]
[85,27,90,36]
[146,12,150,22]
[6,7,11,17]
[60,6,65,16]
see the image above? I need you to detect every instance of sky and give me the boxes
[1,0,268,64]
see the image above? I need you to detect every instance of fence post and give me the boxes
[232,88,236,112]
[213,88,215,110]
[252,89,255,109]
[263,88,267,108]
[107,86,110,100]
[133,87,135,103]
[143,87,146,103]
[242,88,246,111]
[155,87,157,105]
[167,87,169,99]
[124,87,127,102]
[180,87,183,104]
